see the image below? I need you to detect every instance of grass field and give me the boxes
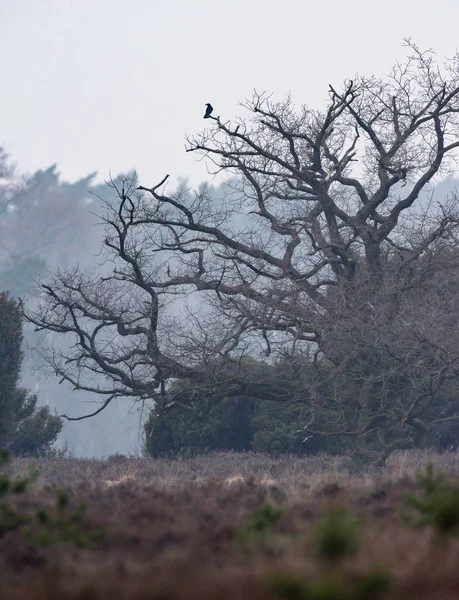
[2,451,459,599]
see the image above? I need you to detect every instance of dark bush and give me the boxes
[0,292,62,456]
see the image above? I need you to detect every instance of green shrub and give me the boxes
[401,463,459,536]
[0,449,40,535]
[269,568,392,600]
[311,508,360,563]
[0,449,106,548]
[269,573,311,599]
[236,503,285,543]
[23,492,107,549]
[355,567,392,598]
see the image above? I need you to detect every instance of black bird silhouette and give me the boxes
[203,103,213,118]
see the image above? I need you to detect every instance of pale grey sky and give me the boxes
[2,0,459,456]
[1,0,459,187]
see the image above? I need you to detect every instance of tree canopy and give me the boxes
[23,43,459,467]
[0,292,62,456]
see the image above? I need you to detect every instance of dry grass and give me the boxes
[8,449,459,494]
[1,450,459,599]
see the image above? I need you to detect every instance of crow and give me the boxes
[203,103,213,118]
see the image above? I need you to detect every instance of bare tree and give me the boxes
[23,42,459,465]
[301,242,459,467]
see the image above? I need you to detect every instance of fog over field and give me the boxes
[1,0,459,457]
[5,4,459,599]
[4,167,458,457]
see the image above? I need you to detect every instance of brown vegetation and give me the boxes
[2,451,459,599]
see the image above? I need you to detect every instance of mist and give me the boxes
[2,0,459,457]
[0,155,238,457]
[0,147,456,457]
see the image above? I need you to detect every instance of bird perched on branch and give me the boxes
[203,103,213,118]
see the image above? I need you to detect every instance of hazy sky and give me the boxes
[1,0,459,189]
